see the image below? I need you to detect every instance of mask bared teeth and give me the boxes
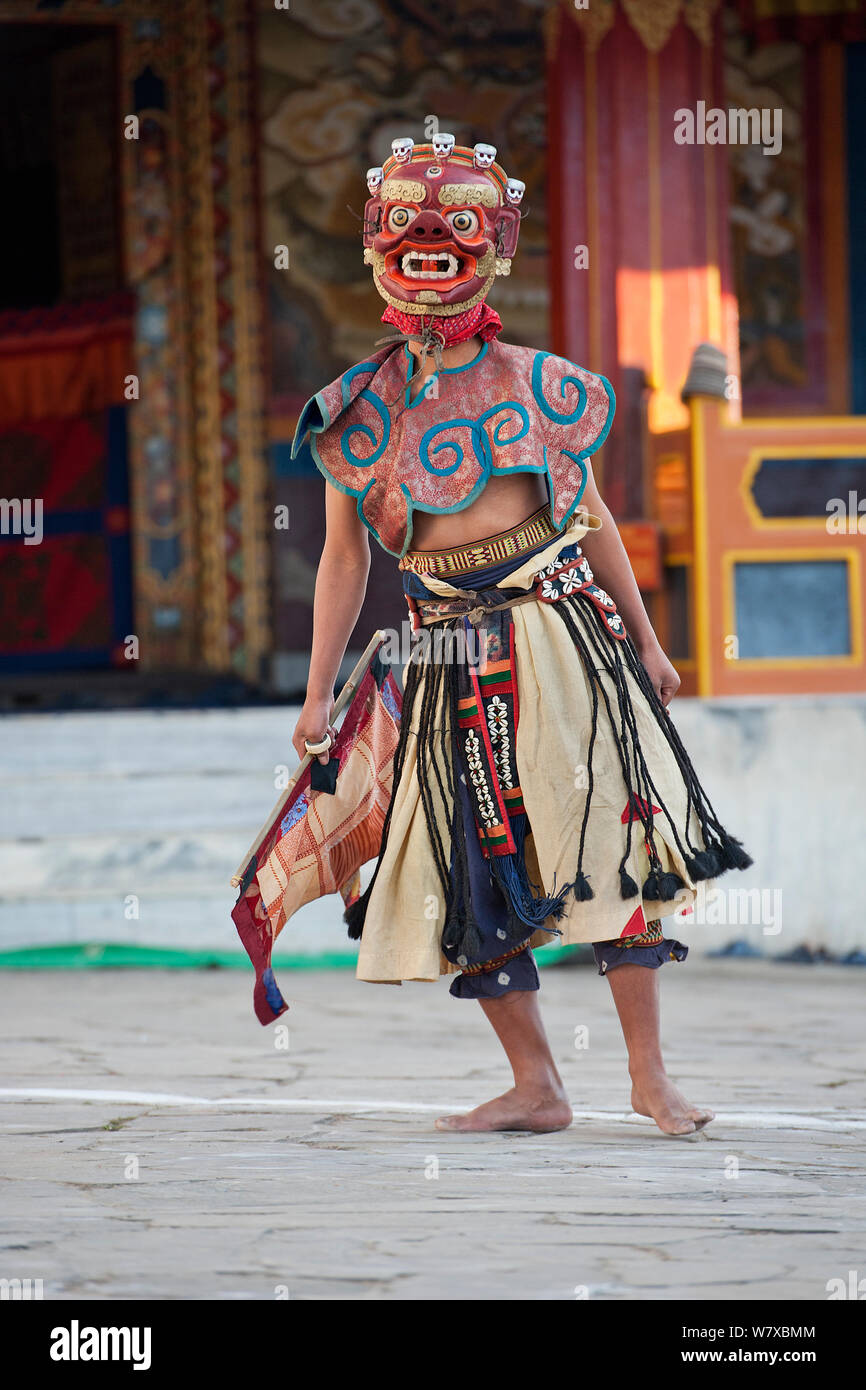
[398,250,461,280]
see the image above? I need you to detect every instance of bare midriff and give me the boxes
[408,470,550,552]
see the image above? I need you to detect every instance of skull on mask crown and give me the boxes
[432,132,456,159]
[473,142,497,169]
[390,136,414,164]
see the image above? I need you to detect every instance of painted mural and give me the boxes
[724,10,809,405]
[257,0,552,677]
[257,0,552,416]
[0,0,270,682]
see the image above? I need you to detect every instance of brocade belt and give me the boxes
[406,555,628,642]
[398,503,558,577]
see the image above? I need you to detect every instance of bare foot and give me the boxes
[630,1073,715,1137]
[435,1086,573,1134]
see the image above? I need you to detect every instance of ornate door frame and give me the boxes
[0,0,270,681]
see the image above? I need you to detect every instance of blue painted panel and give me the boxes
[751,456,866,518]
[734,560,850,659]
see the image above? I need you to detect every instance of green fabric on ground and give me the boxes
[0,942,592,971]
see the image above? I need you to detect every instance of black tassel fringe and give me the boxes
[619,865,639,899]
[344,892,368,940]
[347,587,751,954]
[573,871,594,901]
[642,869,661,900]
[718,834,754,871]
[657,871,686,901]
[442,912,483,960]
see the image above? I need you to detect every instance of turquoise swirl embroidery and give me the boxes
[339,385,391,467]
[531,351,587,424]
[419,402,530,476]
[560,449,589,507]
[543,445,590,530]
[479,401,530,448]
[419,418,475,476]
[340,360,380,409]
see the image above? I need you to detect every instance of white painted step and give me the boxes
[0,697,865,956]
[0,708,359,957]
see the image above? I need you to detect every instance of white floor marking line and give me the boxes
[0,1088,864,1129]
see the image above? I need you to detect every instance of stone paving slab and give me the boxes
[0,959,863,1300]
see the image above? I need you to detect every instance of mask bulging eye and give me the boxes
[447,209,480,237]
[387,205,417,233]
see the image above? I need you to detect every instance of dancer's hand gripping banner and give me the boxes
[231,633,403,1023]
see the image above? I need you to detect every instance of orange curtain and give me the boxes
[0,292,134,429]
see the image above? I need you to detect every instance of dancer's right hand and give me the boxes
[293,697,336,765]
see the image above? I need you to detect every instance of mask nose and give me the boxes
[407,211,449,240]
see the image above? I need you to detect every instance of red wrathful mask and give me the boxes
[363,137,524,343]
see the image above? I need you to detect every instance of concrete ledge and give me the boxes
[1,696,863,954]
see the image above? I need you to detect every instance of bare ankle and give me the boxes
[629,1059,666,1088]
[513,1069,565,1098]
